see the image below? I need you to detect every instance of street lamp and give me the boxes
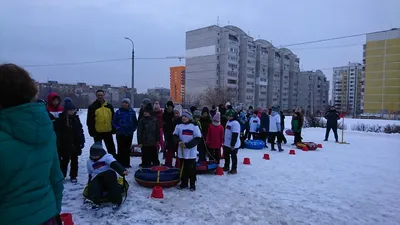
[124,37,135,107]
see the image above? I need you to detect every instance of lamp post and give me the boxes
[124,37,135,107]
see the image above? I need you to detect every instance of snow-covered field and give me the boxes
[61,110,400,225]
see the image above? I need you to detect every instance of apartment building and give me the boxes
[147,87,170,99]
[297,70,330,114]
[186,24,301,109]
[332,63,363,115]
[363,28,400,114]
[170,66,186,104]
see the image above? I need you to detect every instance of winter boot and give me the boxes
[228,169,237,175]
[271,143,276,151]
[278,143,284,152]
[223,166,230,172]
[70,178,77,183]
[324,139,328,141]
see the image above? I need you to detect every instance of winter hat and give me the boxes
[271,105,280,112]
[64,101,76,111]
[225,102,231,107]
[193,110,201,118]
[213,112,221,122]
[202,107,209,115]
[166,100,174,108]
[226,108,237,117]
[122,98,131,105]
[182,110,193,120]
[90,142,106,159]
[144,104,153,113]
[190,106,197,114]
[153,101,160,111]
[64,97,72,104]
[142,98,152,105]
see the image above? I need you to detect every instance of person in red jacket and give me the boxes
[206,112,224,164]
[153,101,164,152]
[46,92,64,123]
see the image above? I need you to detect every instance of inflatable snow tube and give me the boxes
[130,144,142,157]
[83,177,129,203]
[196,161,218,174]
[285,129,294,136]
[134,166,180,188]
[245,140,265,150]
[296,142,318,150]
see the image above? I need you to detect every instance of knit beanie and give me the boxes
[64,101,76,111]
[213,112,221,122]
[193,110,201,118]
[182,110,193,120]
[122,98,131,105]
[64,97,72,104]
[226,108,237,117]
[144,104,153,113]
[271,105,280,112]
[166,100,174,108]
[90,142,106,159]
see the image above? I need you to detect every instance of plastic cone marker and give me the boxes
[289,149,296,155]
[215,167,224,175]
[60,213,74,225]
[151,186,164,199]
[317,143,323,148]
[263,154,270,160]
[243,157,251,165]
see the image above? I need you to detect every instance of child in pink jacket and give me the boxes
[206,112,224,164]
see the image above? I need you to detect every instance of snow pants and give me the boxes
[141,145,160,167]
[94,132,116,158]
[223,146,238,170]
[325,125,339,141]
[179,158,197,188]
[116,134,133,168]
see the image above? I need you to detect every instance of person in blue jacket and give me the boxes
[112,98,138,168]
[0,63,64,225]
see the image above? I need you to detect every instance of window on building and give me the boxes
[227,79,237,84]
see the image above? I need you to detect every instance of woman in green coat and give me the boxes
[0,64,64,225]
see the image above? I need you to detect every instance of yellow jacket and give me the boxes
[87,101,115,136]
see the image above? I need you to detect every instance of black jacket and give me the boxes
[260,113,270,132]
[325,110,340,127]
[137,116,160,147]
[86,100,114,136]
[55,112,85,156]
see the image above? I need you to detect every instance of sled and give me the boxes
[83,177,129,203]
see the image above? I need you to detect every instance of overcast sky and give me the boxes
[1,0,399,93]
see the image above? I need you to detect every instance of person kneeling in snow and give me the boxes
[87,142,128,210]
[173,111,202,191]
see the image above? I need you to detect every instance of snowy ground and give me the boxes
[61,110,400,225]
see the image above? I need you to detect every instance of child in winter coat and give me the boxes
[137,104,160,167]
[291,111,303,144]
[206,112,224,164]
[164,109,182,167]
[54,101,85,183]
[248,111,261,140]
[112,98,138,168]
[223,109,241,174]
[86,142,128,210]
[198,107,211,162]
[46,92,63,123]
[269,106,283,151]
[173,111,202,191]
[153,101,164,152]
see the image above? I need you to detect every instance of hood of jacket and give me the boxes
[0,103,55,145]
[46,92,63,112]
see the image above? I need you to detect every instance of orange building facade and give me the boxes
[170,66,186,104]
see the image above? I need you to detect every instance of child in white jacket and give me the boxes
[268,106,284,151]
[248,111,260,140]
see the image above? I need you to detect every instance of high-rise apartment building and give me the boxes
[332,63,363,115]
[185,25,300,110]
[363,28,400,114]
[297,70,330,114]
[170,66,186,104]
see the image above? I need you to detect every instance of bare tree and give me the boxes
[201,87,236,107]
[183,92,203,109]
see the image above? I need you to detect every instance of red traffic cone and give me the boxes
[289,149,296,155]
[263,154,270,160]
[60,213,74,225]
[215,167,224,175]
[243,157,251,165]
[151,186,164,199]
[302,146,308,151]
[317,143,323,148]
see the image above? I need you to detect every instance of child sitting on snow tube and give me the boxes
[86,142,128,210]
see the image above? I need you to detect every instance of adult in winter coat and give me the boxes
[269,105,284,151]
[87,90,116,157]
[0,63,64,225]
[223,109,241,174]
[46,92,64,124]
[163,101,176,164]
[324,106,340,142]
[291,111,303,144]
[112,98,138,168]
[259,109,270,148]
[153,101,164,151]
[279,111,287,144]
[54,101,85,183]
[137,104,160,167]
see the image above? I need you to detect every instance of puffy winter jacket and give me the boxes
[206,124,224,149]
[325,110,340,128]
[260,113,270,133]
[46,92,63,123]
[112,107,138,136]
[137,116,160,147]
[87,100,114,136]
[0,103,64,225]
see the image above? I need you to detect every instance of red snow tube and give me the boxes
[296,142,318,150]
[285,129,294,136]
[130,144,142,157]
